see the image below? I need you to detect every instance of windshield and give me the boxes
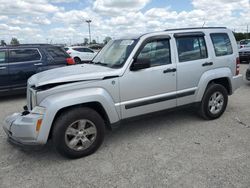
[92,39,137,68]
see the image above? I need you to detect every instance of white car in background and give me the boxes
[65,46,97,64]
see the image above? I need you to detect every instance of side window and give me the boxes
[210,33,233,56]
[137,39,171,67]
[176,36,208,62]
[9,49,41,63]
[47,47,68,59]
[0,51,6,64]
[84,48,94,53]
[73,48,84,52]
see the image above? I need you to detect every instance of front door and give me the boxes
[119,36,177,119]
[0,50,9,91]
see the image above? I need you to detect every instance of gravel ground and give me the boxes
[0,65,250,188]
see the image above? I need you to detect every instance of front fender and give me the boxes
[195,67,233,102]
[36,87,120,143]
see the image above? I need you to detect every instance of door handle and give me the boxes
[163,68,176,73]
[202,62,213,67]
[34,63,42,66]
[0,67,6,70]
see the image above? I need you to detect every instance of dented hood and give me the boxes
[28,64,121,88]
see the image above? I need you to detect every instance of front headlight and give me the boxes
[31,106,46,115]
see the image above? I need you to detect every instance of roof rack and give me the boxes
[5,43,53,47]
[164,27,227,32]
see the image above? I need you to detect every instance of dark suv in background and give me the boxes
[0,44,75,96]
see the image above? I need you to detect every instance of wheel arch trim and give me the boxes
[36,87,120,143]
[195,67,233,102]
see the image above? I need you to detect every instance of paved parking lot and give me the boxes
[0,65,250,188]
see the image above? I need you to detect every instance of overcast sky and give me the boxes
[0,0,249,44]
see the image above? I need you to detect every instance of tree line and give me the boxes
[233,32,250,41]
[1,36,112,46]
[1,38,20,46]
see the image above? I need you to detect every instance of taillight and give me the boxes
[236,57,240,75]
[66,57,75,65]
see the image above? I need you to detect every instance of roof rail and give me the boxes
[3,43,54,47]
[164,27,227,32]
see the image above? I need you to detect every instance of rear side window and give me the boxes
[210,33,233,56]
[73,48,94,53]
[0,51,6,64]
[9,49,41,63]
[46,47,68,59]
[176,36,208,62]
[84,48,94,53]
[73,48,85,52]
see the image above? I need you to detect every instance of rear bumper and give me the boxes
[231,75,243,92]
[246,68,250,81]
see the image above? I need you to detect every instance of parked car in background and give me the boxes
[239,39,250,49]
[65,46,97,64]
[0,44,75,96]
[239,43,250,63]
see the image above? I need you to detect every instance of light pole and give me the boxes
[85,19,92,44]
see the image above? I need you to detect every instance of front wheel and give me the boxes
[199,84,228,120]
[52,107,105,159]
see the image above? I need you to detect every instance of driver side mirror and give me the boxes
[130,58,150,71]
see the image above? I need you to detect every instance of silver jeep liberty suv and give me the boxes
[4,27,242,158]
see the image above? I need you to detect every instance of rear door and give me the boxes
[174,32,212,106]
[8,48,42,89]
[83,48,96,61]
[0,49,9,91]
[45,46,69,69]
[72,47,88,61]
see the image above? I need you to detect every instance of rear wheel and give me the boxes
[52,107,105,159]
[74,57,81,64]
[199,84,228,120]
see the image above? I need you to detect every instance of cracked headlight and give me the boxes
[31,106,46,115]
[30,88,37,109]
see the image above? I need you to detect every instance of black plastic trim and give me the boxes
[174,32,205,38]
[103,75,119,80]
[125,90,196,109]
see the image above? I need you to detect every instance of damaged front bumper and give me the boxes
[3,111,44,146]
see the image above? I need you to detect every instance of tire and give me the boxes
[52,107,105,159]
[199,84,228,120]
[74,57,81,64]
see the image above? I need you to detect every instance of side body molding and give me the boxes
[36,87,120,143]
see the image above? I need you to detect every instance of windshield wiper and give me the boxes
[93,62,109,67]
